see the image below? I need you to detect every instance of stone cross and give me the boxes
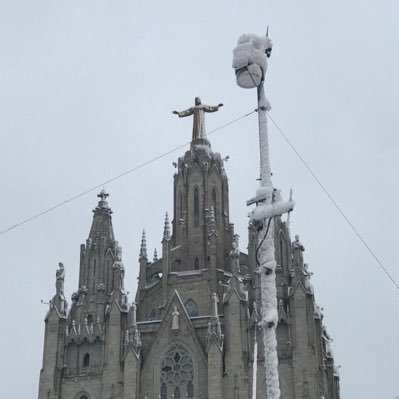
[173,97,223,141]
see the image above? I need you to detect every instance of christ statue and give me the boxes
[173,97,223,141]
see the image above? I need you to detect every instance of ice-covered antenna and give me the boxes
[233,32,295,399]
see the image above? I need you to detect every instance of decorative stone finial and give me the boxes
[163,212,170,240]
[153,248,158,263]
[96,189,111,210]
[209,206,216,225]
[206,293,224,348]
[139,230,147,258]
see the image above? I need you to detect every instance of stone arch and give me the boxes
[184,299,199,317]
[83,353,90,367]
[74,392,90,399]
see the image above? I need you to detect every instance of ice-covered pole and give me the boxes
[232,33,294,399]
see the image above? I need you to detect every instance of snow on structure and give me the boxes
[233,33,294,399]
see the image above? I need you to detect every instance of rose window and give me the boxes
[160,344,194,398]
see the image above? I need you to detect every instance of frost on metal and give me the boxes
[233,31,294,399]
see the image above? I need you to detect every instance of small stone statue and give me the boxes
[113,247,125,290]
[230,234,240,274]
[171,306,180,330]
[173,97,223,141]
[292,234,305,251]
[55,262,65,295]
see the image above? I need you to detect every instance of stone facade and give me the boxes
[38,135,340,398]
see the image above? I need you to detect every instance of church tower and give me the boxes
[38,98,340,399]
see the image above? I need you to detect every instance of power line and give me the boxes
[0,110,256,237]
[266,112,399,291]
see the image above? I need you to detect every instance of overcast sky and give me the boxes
[1,1,398,398]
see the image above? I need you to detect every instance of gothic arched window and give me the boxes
[160,344,194,397]
[83,353,90,367]
[187,380,194,397]
[149,308,156,321]
[185,299,199,317]
[179,191,183,218]
[212,188,217,223]
[193,188,199,228]
[160,383,167,399]
[194,257,199,270]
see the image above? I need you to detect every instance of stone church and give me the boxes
[38,102,340,398]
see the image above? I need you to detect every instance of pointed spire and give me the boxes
[89,190,114,242]
[139,230,147,258]
[163,212,170,240]
[207,293,223,348]
[153,248,158,263]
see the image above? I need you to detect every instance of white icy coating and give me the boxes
[232,34,273,74]
[249,200,295,222]
[252,324,258,399]
[257,217,280,398]
[193,144,213,157]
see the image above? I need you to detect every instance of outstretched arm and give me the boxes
[172,107,194,117]
[203,103,223,113]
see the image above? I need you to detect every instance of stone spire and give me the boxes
[163,212,170,241]
[139,230,147,258]
[153,248,158,262]
[206,293,223,349]
[88,189,114,244]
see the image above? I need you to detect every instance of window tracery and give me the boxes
[160,344,194,397]
[185,299,199,317]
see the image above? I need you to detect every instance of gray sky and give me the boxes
[1,1,398,398]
